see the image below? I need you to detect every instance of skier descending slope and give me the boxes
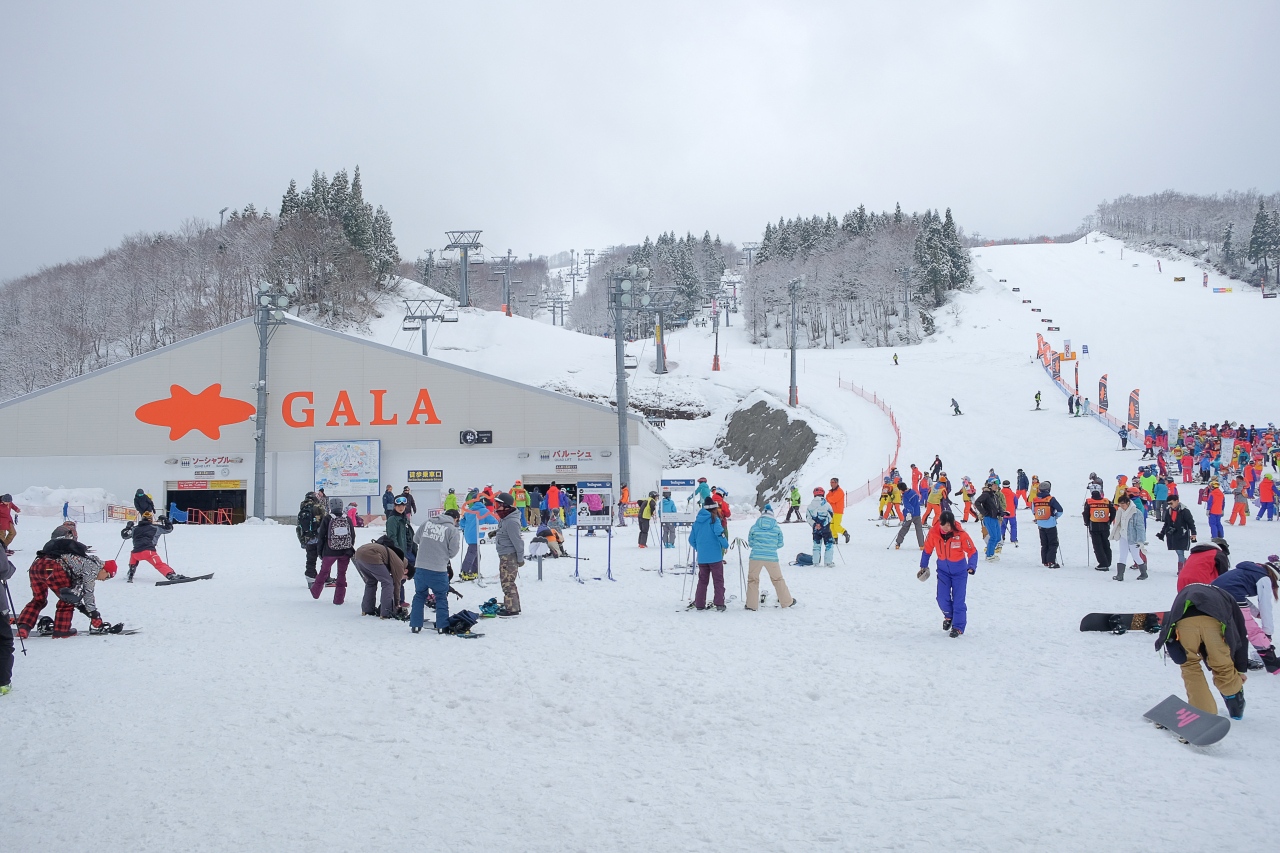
[919,511,977,638]
[807,488,835,567]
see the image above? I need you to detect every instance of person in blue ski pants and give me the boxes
[920,512,978,636]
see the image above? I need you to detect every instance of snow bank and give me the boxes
[13,486,120,517]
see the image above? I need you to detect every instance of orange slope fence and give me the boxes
[836,378,903,505]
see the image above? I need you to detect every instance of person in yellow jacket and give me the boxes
[443,488,459,513]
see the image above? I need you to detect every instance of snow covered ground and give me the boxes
[7,236,1280,851]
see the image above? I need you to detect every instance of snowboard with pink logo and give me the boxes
[1143,695,1231,746]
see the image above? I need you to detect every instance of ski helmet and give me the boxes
[813,487,825,496]
[496,492,516,508]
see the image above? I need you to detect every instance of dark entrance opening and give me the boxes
[166,489,247,524]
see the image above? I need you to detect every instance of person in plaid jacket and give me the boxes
[14,538,120,639]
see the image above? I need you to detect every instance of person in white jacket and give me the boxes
[1109,494,1148,581]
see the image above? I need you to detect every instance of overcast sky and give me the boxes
[2,0,1277,281]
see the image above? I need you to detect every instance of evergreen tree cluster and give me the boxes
[273,168,401,317]
[747,204,971,349]
[1091,189,1280,283]
[0,169,404,402]
[569,232,734,335]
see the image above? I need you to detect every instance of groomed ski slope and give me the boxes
[6,237,1280,852]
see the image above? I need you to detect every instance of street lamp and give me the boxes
[219,207,228,228]
[609,265,653,491]
[788,276,806,406]
[252,280,298,519]
[894,266,915,342]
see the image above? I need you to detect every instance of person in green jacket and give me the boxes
[443,488,459,513]
[784,486,802,523]
[386,496,413,555]
[745,505,794,609]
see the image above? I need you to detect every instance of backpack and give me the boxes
[297,503,321,546]
[442,609,481,634]
[794,552,814,566]
[326,514,354,552]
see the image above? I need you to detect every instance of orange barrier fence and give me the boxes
[186,508,233,525]
[836,378,903,505]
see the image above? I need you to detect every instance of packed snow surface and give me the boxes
[6,236,1279,851]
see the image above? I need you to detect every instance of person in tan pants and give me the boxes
[1155,582,1249,719]
[745,506,795,610]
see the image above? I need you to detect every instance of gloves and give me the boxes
[1190,536,1197,543]
[968,567,976,575]
[1156,532,1164,540]
[916,565,930,582]
[487,530,498,539]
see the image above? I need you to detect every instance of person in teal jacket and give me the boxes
[660,490,679,548]
[745,505,795,610]
[688,477,711,508]
[687,497,728,610]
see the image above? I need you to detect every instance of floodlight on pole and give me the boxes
[219,207,229,228]
[252,284,292,519]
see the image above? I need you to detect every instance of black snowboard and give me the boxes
[156,573,214,587]
[36,627,141,637]
[1080,612,1163,634]
[1143,694,1230,746]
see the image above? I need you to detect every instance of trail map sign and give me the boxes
[314,440,381,496]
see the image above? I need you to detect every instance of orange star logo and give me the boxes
[135,384,257,440]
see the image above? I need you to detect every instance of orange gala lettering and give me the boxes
[326,390,361,426]
[370,390,398,425]
[406,389,442,425]
[283,392,314,427]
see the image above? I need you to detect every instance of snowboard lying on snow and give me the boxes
[1080,612,1163,634]
[1143,694,1230,746]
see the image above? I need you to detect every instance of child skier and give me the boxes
[121,512,184,582]
[14,538,121,639]
[919,511,977,637]
[806,488,835,567]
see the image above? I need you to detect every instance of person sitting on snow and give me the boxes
[121,511,184,583]
[14,538,123,639]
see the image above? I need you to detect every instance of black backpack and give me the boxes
[442,609,480,634]
[296,502,321,546]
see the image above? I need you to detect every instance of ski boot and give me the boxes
[942,617,952,631]
[165,572,188,582]
[949,627,963,638]
[52,627,78,638]
[496,606,520,617]
[1222,689,1245,720]
[1112,563,1126,581]
[126,565,136,583]
[842,531,850,544]
[1259,646,1280,674]
[0,684,10,695]
[714,604,726,612]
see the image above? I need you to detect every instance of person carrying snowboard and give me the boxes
[919,511,977,638]
[951,398,962,416]
[745,504,794,610]
[1212,560,1280,674]
[14,538,120,639]
[121,512,183,582]
[1154,580,1249,719]
[807,488,835,567]
[784,485,802,523]
[1032,482,1064,568]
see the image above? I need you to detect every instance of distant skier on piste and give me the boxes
[121,512,184,582]
[951,398,962,416]
[1034,391,1041,410]
[918,511,977,638]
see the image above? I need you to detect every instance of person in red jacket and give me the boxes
[711,488,731,537]
[0,495,20,549]
[910,464,922,492]
[1257,474,1276,521]
[918,511,978,637]
[1205,480,1226,538]
[1176,539,1231,590]
[1000,480,1019,546]
[546,482,562,524]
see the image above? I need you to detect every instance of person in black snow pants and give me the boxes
[951,399,962,416]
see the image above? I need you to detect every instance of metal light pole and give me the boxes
[219,207,228,228]
[711,300,721,371]
[252,282,297,519]
[894,265,915,341]
[445,230,482,307]
[609,266,653,492]
[788,276,805,406]
[655,311,667,374]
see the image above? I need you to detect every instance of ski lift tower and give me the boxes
[402,298,459,356]
[445,230,483,307]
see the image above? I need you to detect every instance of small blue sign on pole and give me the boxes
[1081,345,1089,354]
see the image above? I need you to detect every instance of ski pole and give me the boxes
[3,579,25,656]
